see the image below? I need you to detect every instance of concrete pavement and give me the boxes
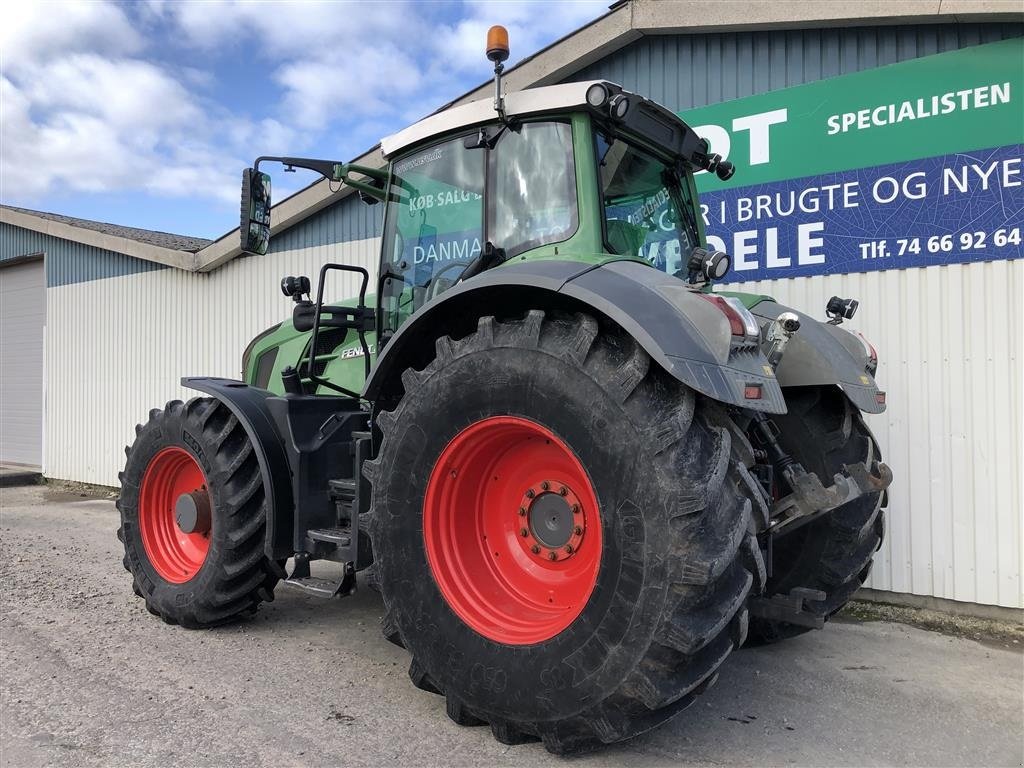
[1,484,1021,767]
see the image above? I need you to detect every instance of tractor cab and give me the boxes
[374,78,733,340]
[239,75,736,395]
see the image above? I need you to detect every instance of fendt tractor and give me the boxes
[117,28,892,753]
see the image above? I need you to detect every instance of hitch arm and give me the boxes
[770,460,893,534]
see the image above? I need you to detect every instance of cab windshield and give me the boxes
[380,121,577,337]
[597,133,701,276]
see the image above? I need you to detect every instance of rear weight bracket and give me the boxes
[748,588,827,629]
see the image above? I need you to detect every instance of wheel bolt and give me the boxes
[559,486,568,496]
[564,544,574,554]
[573,525,582,535]
[518,507,527,516]
[572,504,580,514]
[548,551,557,561]
[525,489,535,499]
[531,545,541,554]
[541,481,550,491]
[520,528,529,537]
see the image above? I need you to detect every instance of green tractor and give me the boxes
[117,29,892,753]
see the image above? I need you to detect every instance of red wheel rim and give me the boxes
[423,417,602,645]
[139,447,211,583]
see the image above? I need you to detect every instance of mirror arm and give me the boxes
[254,157,387,201]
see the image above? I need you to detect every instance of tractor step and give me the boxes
[283,574,348,598]
[307,527,352,547]
[283,552,356,598]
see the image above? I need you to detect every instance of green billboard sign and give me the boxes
[675,37,1023,282]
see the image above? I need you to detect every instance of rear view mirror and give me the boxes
[240,168,271,255]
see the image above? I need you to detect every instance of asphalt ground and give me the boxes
[1,483,1022,768]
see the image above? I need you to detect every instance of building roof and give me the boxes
[0,205,205,270]
[1,205,211,253]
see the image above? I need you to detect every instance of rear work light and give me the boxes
[699,294,761,345]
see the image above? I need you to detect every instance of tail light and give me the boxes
[855,331,878,374]
[699,294,761,345]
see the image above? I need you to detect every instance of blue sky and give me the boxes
[1,0,608,240]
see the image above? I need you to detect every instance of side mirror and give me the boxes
[240,168,272,255]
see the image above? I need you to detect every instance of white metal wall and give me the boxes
[732,259,1023,609]
[44,236,379,485]
[45,250,1022,609]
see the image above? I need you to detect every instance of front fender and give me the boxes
[749,301,886,414]
[364,259,786,413]
[181,377,295,559]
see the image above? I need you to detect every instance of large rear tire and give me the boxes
[749,386,886,644]
[366,311,768,753]
[117,398,284,627]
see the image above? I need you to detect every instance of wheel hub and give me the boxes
[174,489,211,535]
[520,481,585,562]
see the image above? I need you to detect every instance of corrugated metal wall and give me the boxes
[567,23,1024,111]
[735,263,1022,609]
[1,223,168,285]
[568,22,1024,609]
[43,232,380,486]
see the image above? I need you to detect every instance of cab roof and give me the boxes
[380,80,705,168]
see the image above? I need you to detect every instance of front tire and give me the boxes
[117,398,284,627]
[366,311,768,753]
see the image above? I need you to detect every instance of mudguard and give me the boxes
[364,259,787,413]
[748,301,886,414]
[181,377,295,560]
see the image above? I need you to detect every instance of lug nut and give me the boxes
[518,507,526,516]
[564,544,574,554]
[520,528,529,537]
[559,486,568,496]
[573,525,582,535]
[548,552,557,561]
[541,481,550,491]
[525,489,535,499]
[531,545,541,554]
[572,504,580,514]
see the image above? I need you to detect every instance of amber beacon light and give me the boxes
[486,25,510,63]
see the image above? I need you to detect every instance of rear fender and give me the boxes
[364,259,787,413]
[181,377,295,560]
[749,300,885,414]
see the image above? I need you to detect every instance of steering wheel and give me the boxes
[424,261,471,301]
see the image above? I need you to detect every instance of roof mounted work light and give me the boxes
[586,83,609,107]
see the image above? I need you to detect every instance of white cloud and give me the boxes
[0,1,143,69]
[154,0,423,58]
[0,0,607,217]
[0,1,296,207]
